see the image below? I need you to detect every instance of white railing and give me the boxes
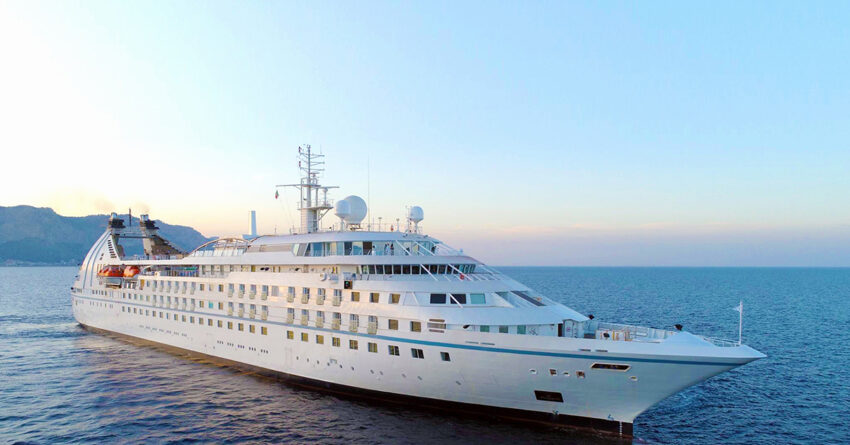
[700,336,741,347]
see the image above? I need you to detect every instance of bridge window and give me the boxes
[470,293,486,304]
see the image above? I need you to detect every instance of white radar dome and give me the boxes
[341,195,367,224]
[334,199,351,219]
[408,206,424,223]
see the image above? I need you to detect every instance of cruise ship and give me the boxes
[71,146,765,438]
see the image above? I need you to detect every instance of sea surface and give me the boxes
[1,266,848,444]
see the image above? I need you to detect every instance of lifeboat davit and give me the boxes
[123,266,140,278]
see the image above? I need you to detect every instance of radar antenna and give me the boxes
[276,145,338,233]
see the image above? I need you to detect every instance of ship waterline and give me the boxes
[71,145,764,437]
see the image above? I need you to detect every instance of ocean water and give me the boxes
[1,266,847,444]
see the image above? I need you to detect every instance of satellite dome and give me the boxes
[334,199,351,219]
[408,206,424,223]
[341,195,367,224]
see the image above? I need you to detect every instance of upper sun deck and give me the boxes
[186,230,456,260]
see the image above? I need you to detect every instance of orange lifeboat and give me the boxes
[123,266,140,278]
[98,265,124,277]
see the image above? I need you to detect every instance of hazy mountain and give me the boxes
[0,206,213,265]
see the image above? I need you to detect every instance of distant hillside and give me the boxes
[0,206,213,265]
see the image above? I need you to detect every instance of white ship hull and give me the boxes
[72,274,760,437]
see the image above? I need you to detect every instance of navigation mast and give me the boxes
[276,145,337,233]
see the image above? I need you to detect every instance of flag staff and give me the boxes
[735,301,743,346]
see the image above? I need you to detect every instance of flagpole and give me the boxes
[738,301,743,346]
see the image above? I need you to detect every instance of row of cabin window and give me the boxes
[358,264,475,275]
[286,309,422,331]
[286,330,450,361]
[121,306,269,334]
[122,291,418,331]
[114,300,527,336]
[142,281,405,306]
[123,293,268,313]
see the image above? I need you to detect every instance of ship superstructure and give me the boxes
[71,145,764,437]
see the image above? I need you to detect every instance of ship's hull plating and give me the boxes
[72,292,752,438]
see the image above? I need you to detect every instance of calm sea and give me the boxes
[1,267,847,444]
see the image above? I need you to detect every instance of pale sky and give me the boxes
[1,1,849,266]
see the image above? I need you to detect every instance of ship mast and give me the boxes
[276,145,337,233]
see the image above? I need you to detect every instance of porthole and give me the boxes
[630,376,638,382]
[529,369,537,375]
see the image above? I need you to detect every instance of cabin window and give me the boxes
[388,345,400,356]
[411,348,424,359]
[389,293,400,304]
[238,323,244,331]
[517,325,527,335]
[499,325,509,334]
[227,322,233,329]
[286,330,294,339]
[430,293,446,304]
[402,265,410,274]
[451,293,466,304]
[349,340,358,350]
[470,293,486,304]
[249,325,255,333]
[376,265,384,274]
[410,321,421,332]
[301,332,308,342]
[332,337,340,347]
[440,352,451,362]
[260,326,267,335]
[591,363,631,371]
[316,335,324,344]
[393,265,401,275]
[370,292,380,303]
[218,320,223,327]
[388,319,398,330]
[368,342,378,353]
[351,291,360,302]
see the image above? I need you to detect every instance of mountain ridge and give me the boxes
[0,205,213,265]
